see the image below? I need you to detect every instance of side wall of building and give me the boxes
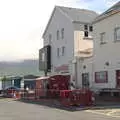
[43,8,74,74]
[93,12,120,89]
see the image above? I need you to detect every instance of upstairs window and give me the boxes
[89,26,93,32]
[100,32,106,44]
[62,46,65,56]
[115,27,120,41]
[57,48,60,57]
[84,25,88,30]
[61,28,64,39]
[57,30,59,40]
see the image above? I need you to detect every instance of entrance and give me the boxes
[82,73,89,88]
[116,70,120,87]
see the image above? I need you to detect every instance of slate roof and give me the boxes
[42,6,98,37]
[57,6,98,23]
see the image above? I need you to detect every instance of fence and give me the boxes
[20,89,94,106]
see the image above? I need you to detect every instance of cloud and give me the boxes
[104,0,119,7]
[0,0,119,61]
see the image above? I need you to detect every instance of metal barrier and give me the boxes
[60,89,94,106]
[20,89,94,107]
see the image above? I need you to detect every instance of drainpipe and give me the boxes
[75,61,78,89]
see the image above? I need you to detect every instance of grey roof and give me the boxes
[42,6,98,37]
[57,6,98,23]
[94,1,120,23]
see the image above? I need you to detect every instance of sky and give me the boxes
[0,0,119,61]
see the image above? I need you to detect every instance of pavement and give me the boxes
[0,98,120,120]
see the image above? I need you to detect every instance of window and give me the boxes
[100,32,106,44]
[95,71,108,83]
[89,26,93,32]
[49,34,52,44]
[84,31,88,37]
[57,48,60,57]
[115,27,120,41]
[62,46,65,56]
[84,25,88,30]
[84,24,89,38]
[57,30,59,40]
[61,28,64,39]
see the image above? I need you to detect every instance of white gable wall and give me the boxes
[43,8,74,73]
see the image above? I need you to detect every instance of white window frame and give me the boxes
[89,26,93,32]
[114,27,120,41]
[62,46,65,56]
[61,28,64,39]
[57,48,60,57]
[57,30,59,40]
[100,32,106,44]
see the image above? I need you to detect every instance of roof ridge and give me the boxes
[57,5,97,13]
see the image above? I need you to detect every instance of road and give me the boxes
[0,98,120,120]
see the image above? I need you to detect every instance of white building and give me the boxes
[41,6,98,79]
[92,1,120,89]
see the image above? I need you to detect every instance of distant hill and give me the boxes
[0,59,44,76]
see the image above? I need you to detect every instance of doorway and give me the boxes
[82,73,89,88]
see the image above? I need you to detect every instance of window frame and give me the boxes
[89,26,93,32]
[57,30,59,40]
[62,46,65,56]
[84,31,89,37]
[84,25,88,30]
[61,28,64,39]
[114,27,120,41]
[57,48,60,57]
[95,71,108,83]
[100,32,106,44]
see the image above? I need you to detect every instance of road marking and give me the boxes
[86,109,120,118]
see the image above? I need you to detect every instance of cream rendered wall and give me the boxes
[93,12,120,89]
[74,31,93,57]
[43,8,74,73]
[75,57,93,88]
[73,23,93,57]
[71,23,93,88]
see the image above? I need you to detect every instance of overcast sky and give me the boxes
[0,0,119,61]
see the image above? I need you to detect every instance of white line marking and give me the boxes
[86,110,120,118]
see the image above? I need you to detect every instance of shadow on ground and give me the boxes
[17,99,88,112]
[16,99,120,112]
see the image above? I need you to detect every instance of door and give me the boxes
[116,70,120,87]
[82,73,89,88]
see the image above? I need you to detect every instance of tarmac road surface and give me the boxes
[0,98,120,120]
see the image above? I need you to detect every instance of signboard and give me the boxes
[39,45,51,72]
[54,64,69,73]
